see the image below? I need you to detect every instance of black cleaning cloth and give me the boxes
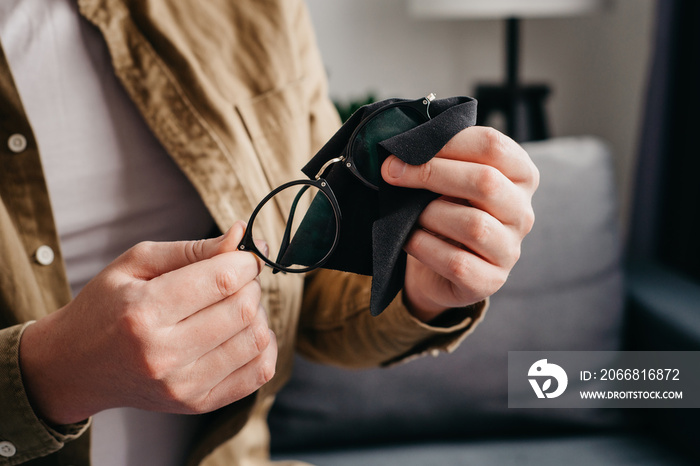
[301,95,477,316]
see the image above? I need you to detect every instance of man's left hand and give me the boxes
[381,126,539,322]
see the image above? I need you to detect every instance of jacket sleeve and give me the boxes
[297,269,487,368]
[0,323,89,465]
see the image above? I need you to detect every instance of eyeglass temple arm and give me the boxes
[272,184,311,273]
[272,156,342,273]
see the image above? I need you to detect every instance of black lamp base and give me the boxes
[474,18,551,143]
[475,83,551,143]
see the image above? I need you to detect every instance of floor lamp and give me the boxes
[408,0,605,142]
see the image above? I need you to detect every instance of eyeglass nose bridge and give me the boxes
[314,156,347,180]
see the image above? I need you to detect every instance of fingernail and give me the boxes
[255,240,269,257]
[388,157,406,179]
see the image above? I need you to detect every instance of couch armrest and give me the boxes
[625,260,700,350]
[624,260,700,463]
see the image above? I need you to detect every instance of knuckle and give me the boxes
[447,252,472,283]
[507,242,522,268]
[466,270,507,301]
[465,212,491,246]
[115,293,166,379]
[255,352,277,387]
[118,312,147,345]
[417,160,434,185]
[147,375,213,415]
[124,241,156,265]
[480,127,508,155]
[117,297,151,343]
[180,392,212,415]
[136,351,172,383]
[185,239,208,263]
[493,268,510,293]
[118,282,162,329]
[474,165,502,198]
[133,240,156,256]
[237,296,259,329]
[404,228,427,255]
[156,379,181,403]
[521,206,536,234]
[215,268,240,297]
[162,384,203,414]
[453,267,510,304]
[117,280,143,312]
[248,319,271,354]
[118,315,173,381]
[233,283,262,329]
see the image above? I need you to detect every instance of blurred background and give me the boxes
[306,0,653,234]
[270,1,700,465]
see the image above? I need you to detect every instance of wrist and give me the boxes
[401,290,447,324]
[19,312,94,425]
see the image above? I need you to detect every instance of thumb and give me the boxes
[119,221,248,279]
[189,220,248,261]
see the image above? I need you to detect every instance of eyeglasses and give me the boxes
[237,93,435,273]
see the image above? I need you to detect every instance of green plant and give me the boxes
[333,93,377,122]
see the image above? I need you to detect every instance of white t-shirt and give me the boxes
[0,0,215,464]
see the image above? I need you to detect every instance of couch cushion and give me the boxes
[269,137,626,451]
[272,435,693,466]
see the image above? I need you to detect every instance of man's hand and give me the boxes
[19,221,277,425]
[381,126,539,322]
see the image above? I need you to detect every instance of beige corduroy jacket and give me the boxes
[0,1,486,465]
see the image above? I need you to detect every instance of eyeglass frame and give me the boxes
[237,93,436,273]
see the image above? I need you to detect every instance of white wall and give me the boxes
[305,0,656,226]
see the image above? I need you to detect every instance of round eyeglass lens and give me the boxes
[251,182,338,272]
[351,105,427,187]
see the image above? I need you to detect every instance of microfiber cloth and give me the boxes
[298,95,477,316]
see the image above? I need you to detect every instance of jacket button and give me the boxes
[34,245,55,266]
[0,441,17,457]
[8,133,27,153]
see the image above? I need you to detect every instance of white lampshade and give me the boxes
[408,0,606,20]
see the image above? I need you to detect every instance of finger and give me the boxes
[147,249,263,323]
[417,198,519,268]
[188,304,272,382]
[383,155,527,227]
[119,221,248,280]
[198,329,278,410]
[437,126,538,187]
[172,278,262,345]
[404,228,506,305]
[171,281,264,362]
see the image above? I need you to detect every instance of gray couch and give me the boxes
[268,137,699,465]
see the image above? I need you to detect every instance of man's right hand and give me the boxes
[19,221,277,425]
